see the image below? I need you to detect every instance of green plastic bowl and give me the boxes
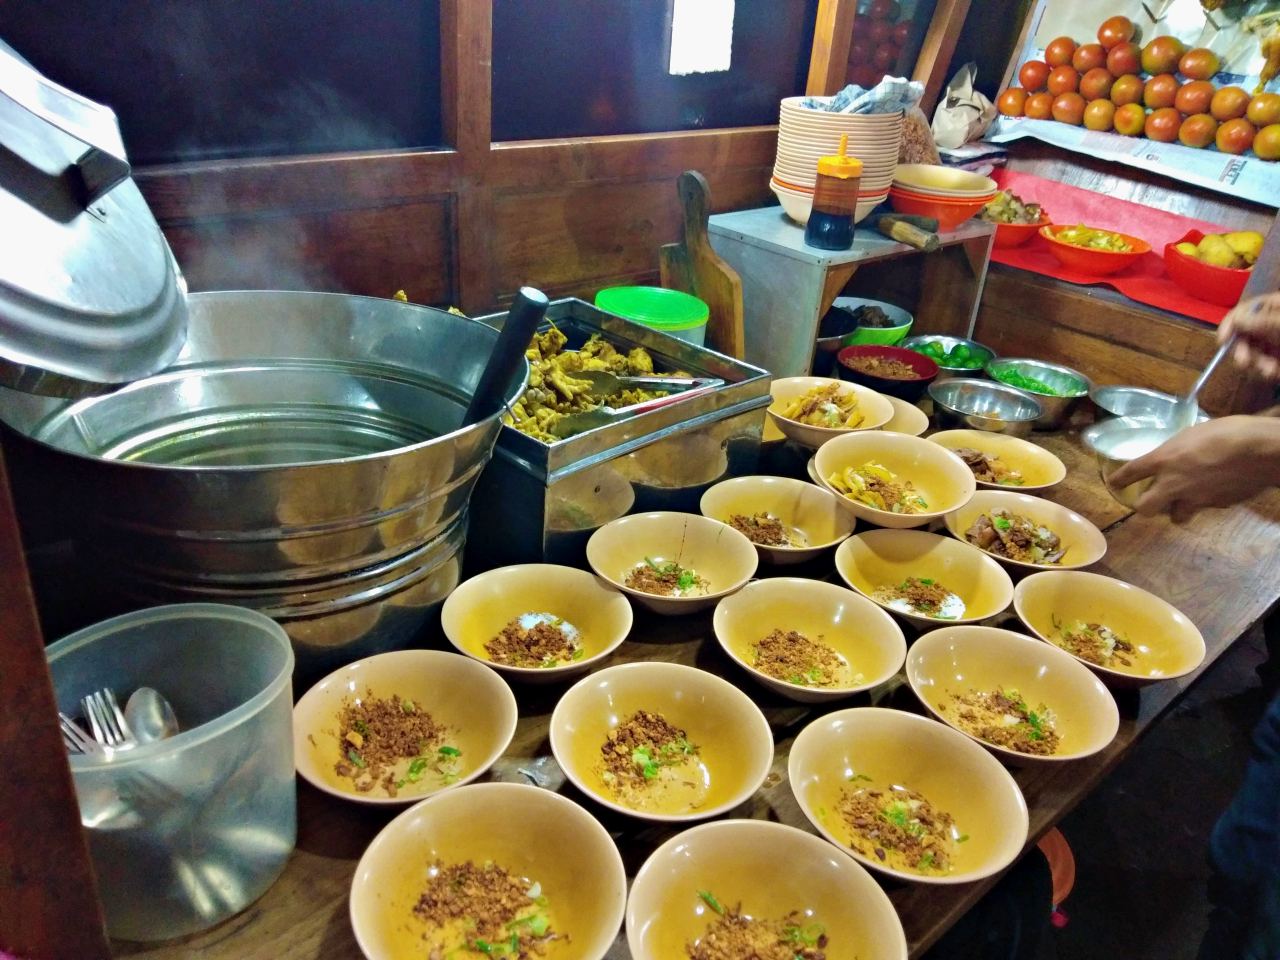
[595,286,709,347]
[831,297,913,348]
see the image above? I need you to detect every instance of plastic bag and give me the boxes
[931,62,996,149]
[900,106,942,165]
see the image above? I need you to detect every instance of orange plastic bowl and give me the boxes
[993,218,1050,249]
[889,189,992,231]
[1039,225,1151,277]
[1164,230,1250,308]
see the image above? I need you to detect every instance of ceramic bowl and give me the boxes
[440,564,632,681]
[713,578,906,702]
[927,429,1067,492]
[1013,571,1206,687]
[788,707,1028,884]
[699,476,856,564]
[293,650,517,806]
[906,626,1120,762]
[944,490,1107,572]
[586,512,757,615]
[768,376,894,448]
[549,662,774,822]
[834,529,1014,628]
[350,783,627,959]
[882,395,929,436]
[892,163,999,197]
[928,378,1042,437]
[627,820,907,960]
[814,430,976,529]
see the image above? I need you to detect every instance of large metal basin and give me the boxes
[0,291,526,677]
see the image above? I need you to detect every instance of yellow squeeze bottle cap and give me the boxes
[817,134,864,179]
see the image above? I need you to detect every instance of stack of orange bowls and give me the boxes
[888,164,997,232]
[772,96,904,226]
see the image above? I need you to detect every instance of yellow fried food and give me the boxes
[778,383,863,429]
[826,461,928,514]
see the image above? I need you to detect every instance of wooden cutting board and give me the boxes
[659,171,745,359]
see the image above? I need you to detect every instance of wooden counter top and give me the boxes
[115,430,1280,960]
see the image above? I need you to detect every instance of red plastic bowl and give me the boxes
[889,189,991,231]
[1163,230,1250,308]
[1039,225,1151,277]
[836,344,939,401]
[993,217,1051,249]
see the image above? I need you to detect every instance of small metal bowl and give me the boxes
[1091,384,1206,424]
[1083,416,1178,508]
[985,358,1091,430]
[900,335,996,382]
[928,378,1043,437]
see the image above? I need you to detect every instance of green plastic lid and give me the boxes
[594,286,709,332]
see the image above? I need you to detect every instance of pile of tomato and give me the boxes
[999,15,1280,162]
[846,0,911,89]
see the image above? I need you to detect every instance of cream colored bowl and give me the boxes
[893,163,998,197]
[294,650,517,806]
[789,707,1028,884]
[586,512,757,615]
[627,820,907,960]
[945,490,1107,571]
[1014,571,1206,686]
[350,783,626,959]
[767,376,894,449]
[699,476,856,564]
[928,429,1067,492]
[713,578,906,702]
[441,563,631,681]
[883,396,930,436]
[771,185,887,227]
[834,529,1014,627]
[907,626,1120,762]
[549,662,774,822]
[815,430,976,529]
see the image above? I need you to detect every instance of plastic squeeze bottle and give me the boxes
[803,134,862,251]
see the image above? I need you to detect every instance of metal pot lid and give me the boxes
[0,40,186,398]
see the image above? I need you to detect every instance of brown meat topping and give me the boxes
[412,860,558,957]
[874,577,954,615]
[839,786,956,873]
[600,710,698,788]
[941,687,1060,756]
[687,904,827,960]
[752,629,845,687]
[729,512,792,547]
[954,448,1022,485]
[624,559,707,597]
[485,615,582,668]
[842,355,920,380]
[964,509,1063,564]
[333,691,446,796]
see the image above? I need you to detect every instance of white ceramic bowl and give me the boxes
[768,375,894,447]
[699,475,856,564]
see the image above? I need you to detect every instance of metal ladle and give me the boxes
[1168,336,1234,432]
[124,687,180,744]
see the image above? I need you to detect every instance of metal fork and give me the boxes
[59,712,103,755]
[81,688,138,750]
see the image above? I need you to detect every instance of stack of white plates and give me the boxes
[772,96,904,226]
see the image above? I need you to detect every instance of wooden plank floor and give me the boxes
[115,428,1280,960]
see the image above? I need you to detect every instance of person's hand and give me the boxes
[1108,415,1280,522]
[1221,293,1280,384]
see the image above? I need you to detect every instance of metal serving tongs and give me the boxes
[551,373,724,439]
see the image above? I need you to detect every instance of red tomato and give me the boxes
[1142,36,1186,75]
[1248,93,1280,127]
[998,88,1029,117]
[1113,102,1146,135]
[1083,99,1116,131]
[1109,75,1144,106]
[1178,48,1221,81]
[1106,42,1141,77]
[1072,42,1107,73]
[1045,36,1077,68]
[1255,124,1280,161]
[893,22,910,46]
[869,0,900,20]
[1019,60,1050,92]
[1052,92,1087,125]
[868,20,893,43]
[1080,67,1114,101]
[1025,92,1055,120]
[1097,15,1135,49]
[1047,65,1079,96]
[1175,80,1216,116]
[1143,74,1180,110]
[873,45,898,70]
[1178,114,1218,148]
[1216,118,1257,154]
[849,39,872,63]
[1144,107,1182,142]
[1211,86,1251,122]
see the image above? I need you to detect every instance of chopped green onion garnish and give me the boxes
[438,745,462,758]
[698,890,725,915]
[347,749,365,768]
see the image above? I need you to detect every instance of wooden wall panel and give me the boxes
[163,199,455,303]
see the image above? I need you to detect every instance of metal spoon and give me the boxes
[1169,336,1234,432]
[124,687,180,744]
